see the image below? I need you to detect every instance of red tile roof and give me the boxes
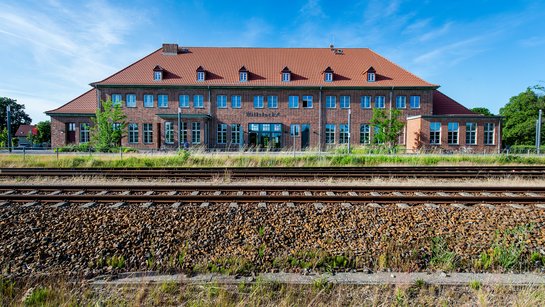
[432,91,476,115]
[15,125,37,137]
[46,88,97,114]
[94,47,438,88]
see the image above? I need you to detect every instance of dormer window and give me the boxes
[281,67,291,82]
[323,67,334,82]
[366,66,376,82]
[239,66,248,82]
[153,65,164,81]
[196,66,206,81]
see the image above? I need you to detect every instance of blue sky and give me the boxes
[1,0,544,123]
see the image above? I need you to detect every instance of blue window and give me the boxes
[326,96,336,108]
[360,96,371,109]
[111,94,122,106]
[126,94,136,108]
[254,96,264,108]
[197,71,205,81]
[158,94,168,108]
[240,72,248,82]
[325,124,335,144]
[396,96,406,109]
[410,96,421,109]
[340,96,350,109]
[282,72,291,82]
[375,96,385,109]
[288,96,299,108]
[231,95,242,108]
[267,96,278,108]
[324,72,333,82]
[194,95,204,108]
[302,96,313,108]
[144,94,154,108]
[339,124,349,144]
[153,71,162,81]
[217,95,227,108]
[367,72,375,82]
[179,95,189,108]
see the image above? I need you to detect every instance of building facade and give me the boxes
[47,44,501,153]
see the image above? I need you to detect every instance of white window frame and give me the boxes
[447,122,459,145]
[340,96,350,109]
[217,95,227,108]
[111,94,122,106]
[484,123,495,145]
[154,71,162,81]
[126,94,136,108]
[231,95,242,108]
[290,124,300,136]
[375,96,385,109]
[466,122,477,145]
[80,123,90,143]
[325,124,335,144]
[339,124,349,144]
[144,94,154,108]
[179,95,189,108]
[158,94,168,108]
[430,122,441,145]
[325,72,333,82]
[253,96,264,109]
[194,95,204,108]
[282,72,291,82]
[239,71,248,82]
[197,71,205,81]
[410,96,421,109]
[360,124,370,144]
[192,122,201,144]
[165,121,174,144]
[367,72,375,82]
[267,96,278,108]
[217,123,227,144]
[396,96,406,109]
[143,123,153,144]
[231,124,242,144]
[326,96,336,108]
[128,123,138,144]
[302,95,313,108]
[360,96,371,109]
[288,96,299,108]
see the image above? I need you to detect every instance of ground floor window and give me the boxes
[231,124,242,144]
[165,122,174,144]
[128,123,138,143]
[466,122,476,145]
[80,123,90,143]
[180,122,188,143]
[192,122,201,144]
[447,122,459,145]
[339,124,349,144]
[484,123,495,145]
[430,122,440,145]
[360,124,370,144]
[325,124,335,144]
[143,123,153,144]
[248,123,281,148]
[217,123,227,144]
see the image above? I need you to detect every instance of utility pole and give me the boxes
[6,105,12,153]
[178,107,182,150]
[347,108,351,153]
[537,109,542,154]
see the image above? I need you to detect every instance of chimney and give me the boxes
[162,43,179,55]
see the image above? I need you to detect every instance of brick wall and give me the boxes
[50,116,93,147]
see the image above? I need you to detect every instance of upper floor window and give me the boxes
[367,72,375,82]
[288,96,299,108]
[126,94,136,108]
[396,96,406,109]
[254,96,264,109]
[302,96,313,108]
[324,72,333,82]
[282,72,291,82]
[240,71,248,82]
[375,96,385,109]
[158,94,168,108]
[194,95,204,108]
[144,94,154,108]
[326,96,336,108]
[231,95,242,108]
[179,95,189,108]
[361,96,371,109]
[267,96,278,108]
[410,96,421,109]
[111,94,122,106]
[340,96,350,109]
[217,95,227,108]
[197,71,205,81]
[153,71,162,81]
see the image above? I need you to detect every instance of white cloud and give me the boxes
[300,0,326,18]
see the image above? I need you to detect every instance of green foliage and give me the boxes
[0,277,15,302]
[475,225,531,271]
[91,99,127,152]
[0,128,11,147]
[429,237,456,271]
[0,97,32,135]
[36,120,51,144]
[106,255,125,269]
[312,276,332,292]
[500,86,545,146]
[471,107,494,116]
[469,280,482,291]
[369,108,404,149]
[530,251,544,266]
[24,287,51,305]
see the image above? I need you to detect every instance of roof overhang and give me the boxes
[45,112,96,117]
[93,84,440,91]
[156,113,212,119]
[407,115,502,120]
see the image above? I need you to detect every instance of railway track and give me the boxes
[1,166,545,178]
[1,185,545,208]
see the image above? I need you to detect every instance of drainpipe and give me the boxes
[498,118,502,154]
[207,86,211,149]
[318,86,323,152]
[389,86,394,150]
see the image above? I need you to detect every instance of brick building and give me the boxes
[46,44,501,153]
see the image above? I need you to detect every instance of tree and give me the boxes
[0,97,32,135]
[35,120,51,144]
[471,107,494,116]
[90,99,127,152]
[369,108,404,149]
[499,86,545,146]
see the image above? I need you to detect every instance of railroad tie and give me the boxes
[120,191,131,196]
[458,192,473,197]
[508,203,525,209]
[282,191,289,196]
[314,202,324,209]
[396,203,410,209]
[535,204,545,209]
[424,203,439,209]
[326,191,335,196]
[48,190,62,196]
[141,202,154,208]
[304,191,312,196]
[392,192,404,197]
[110,202,126,208]
[526,192,540,197]
[348,191,358,196]
[1,190,15,195]
[237,191,244,196]
[480,192,494,197]
[171,202,182,208]
[450,203,469,209]
[415,192,426,197]
[341,202,352,209]
[287,202,295,208]
[167,191,178,196]
[23,201,40,207]
[0,201,10,207]
[260,191,267,196]
[436,192,449,197]
[213,191,222,196]
[258,202,267,208]
[79,202,96,208]
[24,190,38,196]
[50,202,68,208]
[190,191,200,196]
[480,203,496,209]
[96,191,108,196]
[200,202,209,208]
[370,192,381,197]
[368,203,382,208]
[144,191,154,196]
[229,202,238,209]
[72,190,85,196]
[503,192,519,197]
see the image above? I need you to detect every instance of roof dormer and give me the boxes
[196,66,206,82]
[239,66,248,82]
[323,67,334,82]
[281,66,291,82]
[365,66,376,82]
[153,65,164,81]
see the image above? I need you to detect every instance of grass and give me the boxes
[429,237,457,271]
[105,255,125,269]
[3,151,545,168]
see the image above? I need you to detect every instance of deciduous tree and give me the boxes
[369,108,404,149]
[90,99,127,152]
[470,107,494,116]
[0,97,32,135]
[500,86,545,146]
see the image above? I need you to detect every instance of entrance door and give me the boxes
[66,123,76,144]
[248,123,282,149]
[301,124,310,149]
[249,132,258,147]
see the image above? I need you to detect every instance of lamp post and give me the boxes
[537,109,542,154]
[347,108,351,154]
[178,107,182,150]
[6,105,12,153]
